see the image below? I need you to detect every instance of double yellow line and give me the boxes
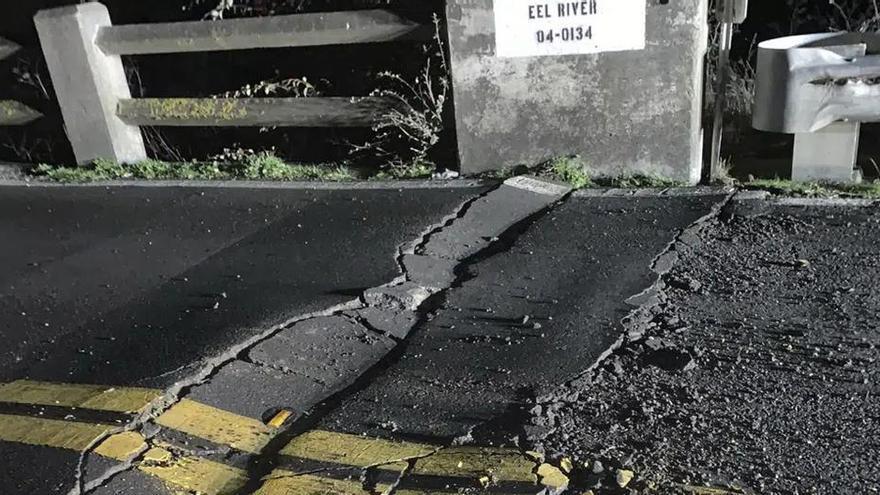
[0,380,568,494]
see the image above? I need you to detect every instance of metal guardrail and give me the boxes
[753,32,880,182]
[0,37,42,126]
[33,3,429,165]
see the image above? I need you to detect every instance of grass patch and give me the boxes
[369,160,436,180]
[33,153,363,183]
[539,156,593,189]
[532,156,685,190]
[32,150,441,183]
[745,179,880,198]
[593,174,685,188]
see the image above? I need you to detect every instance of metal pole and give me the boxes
[710,0,734,182]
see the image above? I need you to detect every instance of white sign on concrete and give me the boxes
[494,0,646,58]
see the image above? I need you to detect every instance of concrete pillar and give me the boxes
[34,3,146,165]
[444,0,708,183]
[792,122,861,183]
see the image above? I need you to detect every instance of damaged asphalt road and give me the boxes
[533,196,880,494]
[2,183,879,495]
[0,182,493,494]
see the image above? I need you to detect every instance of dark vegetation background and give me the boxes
[0,0,444,168]
[0,0,877,174]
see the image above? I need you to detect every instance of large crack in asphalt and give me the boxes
[236,188,575,495]
[65,186,498,495]
[67,180,573,495]
[67,299,363,495]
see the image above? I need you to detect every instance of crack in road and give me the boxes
[237,185,573,495]
[67,299,363,495]
[558,189,737,391]
[58,178,573,495]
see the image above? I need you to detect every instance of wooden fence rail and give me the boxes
[0,37,42,126]
[117,97,398,127]
[97,10,431,55]
[33,3,428,165]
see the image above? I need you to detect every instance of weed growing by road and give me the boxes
[33,152,358,183]
[596,174,685,188]
[351,14,448,177]
[745,179,880,198]
[369,160,435,180]
[542,156,593,189]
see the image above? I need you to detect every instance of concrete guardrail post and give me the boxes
[34,3,146,165]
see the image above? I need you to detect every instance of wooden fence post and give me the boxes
[34,2,146,165]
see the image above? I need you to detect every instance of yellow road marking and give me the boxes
[0,413,150,462]
[280,429,436,468]
[410,446,537,484]
[0,413,116,452]
[95,431,150,460]
[0,381,282,456]
[281,434,568,490]
[155,398,274,454]
[0,381,569,493]
[0,413,246,495]
[139,446,249,495]
[0,380,159,413]
[255,471,385,495]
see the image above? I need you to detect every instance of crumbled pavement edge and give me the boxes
[68,176,572,495]
[521,189,738,494]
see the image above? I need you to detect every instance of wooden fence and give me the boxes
[34,3,432,165]
[0,37,42,127]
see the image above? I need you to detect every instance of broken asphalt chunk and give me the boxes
[184,360,324,423]
[363,282,433,312]
[401,254,459,290]
[355,306,420,340]
[420,177,571,261]
[248,316,396,391]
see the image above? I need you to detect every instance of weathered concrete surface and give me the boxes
[445,0,707,183]
[534,199,880,494]
[34,3,146,164]
[311,193,726,444]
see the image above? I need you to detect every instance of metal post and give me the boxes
[709,0,748,182]
[709,14,733,181]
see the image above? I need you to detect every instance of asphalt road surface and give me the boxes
[0,183,489,494]
[0,184,877,495]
